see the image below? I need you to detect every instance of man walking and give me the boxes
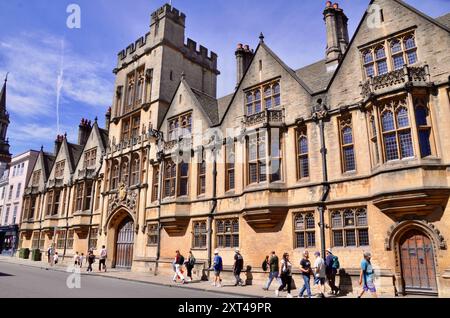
[299,250,312,298]
[212,249,223,287]
[99,245,107,272]
[358,252,377,298]
[325,248,340,295]
[233,248,245,286]
[264,251,280,290]
[313,251,326,298]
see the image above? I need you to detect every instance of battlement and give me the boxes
[151,3,186,27]
[117,32,151,61]
[183,38,218,71]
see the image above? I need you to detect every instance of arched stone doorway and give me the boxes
[399,230,437,294]
[105,208,136,270]
[385,220,445,296]
[115,217,134,269]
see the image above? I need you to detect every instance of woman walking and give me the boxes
[185,251,196,282]
[276,253,293,298]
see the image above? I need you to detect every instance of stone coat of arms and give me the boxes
[109,183,138,214]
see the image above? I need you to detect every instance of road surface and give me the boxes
[0,261,238,298]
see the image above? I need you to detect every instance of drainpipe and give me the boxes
[63,186,70,261]
[207,145,218,270]
[315,104,330,259]
[154,131,164,276]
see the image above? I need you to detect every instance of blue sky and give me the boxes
[0,0,449,156]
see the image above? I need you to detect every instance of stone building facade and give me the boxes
[19,0,450,297]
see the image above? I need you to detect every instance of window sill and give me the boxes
[191,248,207,251]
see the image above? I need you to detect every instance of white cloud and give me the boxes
[0,32,113,119]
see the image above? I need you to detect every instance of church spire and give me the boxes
[0,73,8,116]
[0,73,11,166]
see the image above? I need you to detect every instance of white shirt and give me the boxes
[314,257,326,278]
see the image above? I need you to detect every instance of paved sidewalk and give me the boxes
[0,255,360,298]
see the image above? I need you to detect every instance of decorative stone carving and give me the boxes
[108,183,138,215]
[385,219,447,251]
[360,65,430,99]
[244,109,284,127]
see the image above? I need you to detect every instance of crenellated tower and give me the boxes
[110,3,220,130]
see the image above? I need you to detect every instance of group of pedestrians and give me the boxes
[46,245,108,273]
[170,247,376,298]
[172,250,196,284]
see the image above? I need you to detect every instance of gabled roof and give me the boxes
[295,59,334,94]
[260,42,313,95]
[393,0,450,33]
[436,13,450,29]
[218,40,314,126]
[41,151,55,182]
[99,128,109,149]
[191,88,220,126]
[66,142,83,173]
[217,93,233,122]
[326,0,450,92]
[159,79,221,129]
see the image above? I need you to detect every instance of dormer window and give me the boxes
[361,31,418,78]
[83,148,97,169]
[168,112,192,142]
[32,170,41,186]
[245,80,281,116]
[55,160,65,178]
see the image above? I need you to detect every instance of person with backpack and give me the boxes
[99,245,107,272]
[299,250,313,298]
[211,249,223,287]
[358,252,377,298]
[172,250,186,284]
[263,251,280,291]
[233,248,245,286]
[325,248,340,295]
[185,250,196,282]
[262,255,269,272]
[275,252,293,298]
[87,250,95,272]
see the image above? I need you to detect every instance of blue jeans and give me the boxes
[299,275,312,298]
[265,271,280,289]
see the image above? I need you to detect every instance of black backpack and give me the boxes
[262,260,268,271]
[179,255,185,265]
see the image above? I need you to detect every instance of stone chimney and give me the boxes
[323,2,349,71]
[54,134,64,155]
[235,43,254,87]
[78,118,92,145]
[105,107,111,132]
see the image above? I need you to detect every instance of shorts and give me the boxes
[314,277,326,285]
[363,281,376,293]
[214,270,221,276]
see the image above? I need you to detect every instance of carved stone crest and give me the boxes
[108,185,138,215]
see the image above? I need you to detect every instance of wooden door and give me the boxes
[400,230,437,293]
[115,218,134,269]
